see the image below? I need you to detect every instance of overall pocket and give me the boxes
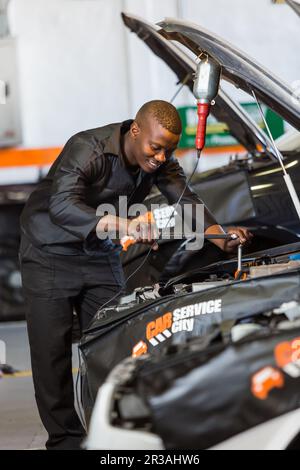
[19,240,55,299]
[107,252,126,288]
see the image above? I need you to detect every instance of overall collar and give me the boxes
[103,120,146,186]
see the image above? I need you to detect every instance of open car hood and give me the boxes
[286,0,300,18]
[122,13,277,157]
[157,17,300,130]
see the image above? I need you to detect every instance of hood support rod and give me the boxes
[252,88,300,221]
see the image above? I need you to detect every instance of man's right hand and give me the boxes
[128,213,159,250]
[96,214,159,250]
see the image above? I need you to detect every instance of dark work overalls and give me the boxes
[19,120,217,449]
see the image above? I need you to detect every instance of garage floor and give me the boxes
[0,321,80,450]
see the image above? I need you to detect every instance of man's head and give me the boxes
[124,100,182,173]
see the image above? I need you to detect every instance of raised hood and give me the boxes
[286,0,300,18]
[157,17,300,130]
[122,13,279,157]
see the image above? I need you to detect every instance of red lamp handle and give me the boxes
[196,102,210,151]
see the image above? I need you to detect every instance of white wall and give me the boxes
[123,0,181,116]
[0,37,22,146]
[6,0,300,147]
[9,0,130,146]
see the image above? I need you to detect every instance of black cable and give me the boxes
[75,151,201,425]
[75,346,87,432]
[100,63,197,309]
[92,245,155,313]
[95,149,201,312]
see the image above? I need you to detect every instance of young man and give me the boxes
[19,100,252,449]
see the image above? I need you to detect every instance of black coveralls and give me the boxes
[19,120,217,450]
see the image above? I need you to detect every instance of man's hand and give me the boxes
[204,224,253,253]
[223,226,253,253]
[128,213,159,250]
[96,213,159,250]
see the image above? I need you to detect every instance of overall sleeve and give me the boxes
[49,139,104,240]
[155,155,218,231]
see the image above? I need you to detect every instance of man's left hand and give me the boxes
[223,226,253,253]
[204,224,253,253]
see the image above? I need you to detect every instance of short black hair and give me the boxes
[136,100,182,135]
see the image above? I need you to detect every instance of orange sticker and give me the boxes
[251,366,284,400]
[146,312,172,340]
[132,341,148,358]
[275,337,300,368]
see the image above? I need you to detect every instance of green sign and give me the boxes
[177,102,285,149]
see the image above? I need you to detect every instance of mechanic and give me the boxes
[19,100,252,450]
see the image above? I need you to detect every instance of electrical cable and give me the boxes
[95,67,197,312]
[74,151,201,429]
[75,346,87,432]
[94,149,201,313]
[76,55,224,423]
[75,76,203,424]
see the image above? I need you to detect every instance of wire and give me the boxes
[77,74,198,425]
[76,151,201,426]
[93,245,154,312]
[95,149,201,313]
[75,346,87,432]
[170,149,201,220]
[92,54,193,313]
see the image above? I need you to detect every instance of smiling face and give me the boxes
[125,116,181,173]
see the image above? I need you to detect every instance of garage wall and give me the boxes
[123,0,183,116]
[6,0,300,147]
[8,0,130,147]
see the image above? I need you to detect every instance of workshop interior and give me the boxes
[1,0,300,451]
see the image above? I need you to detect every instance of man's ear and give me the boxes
[131,120,140,139]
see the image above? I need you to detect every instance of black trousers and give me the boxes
[19,235,125,450]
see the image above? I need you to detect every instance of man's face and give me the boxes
[129,117,180,173]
